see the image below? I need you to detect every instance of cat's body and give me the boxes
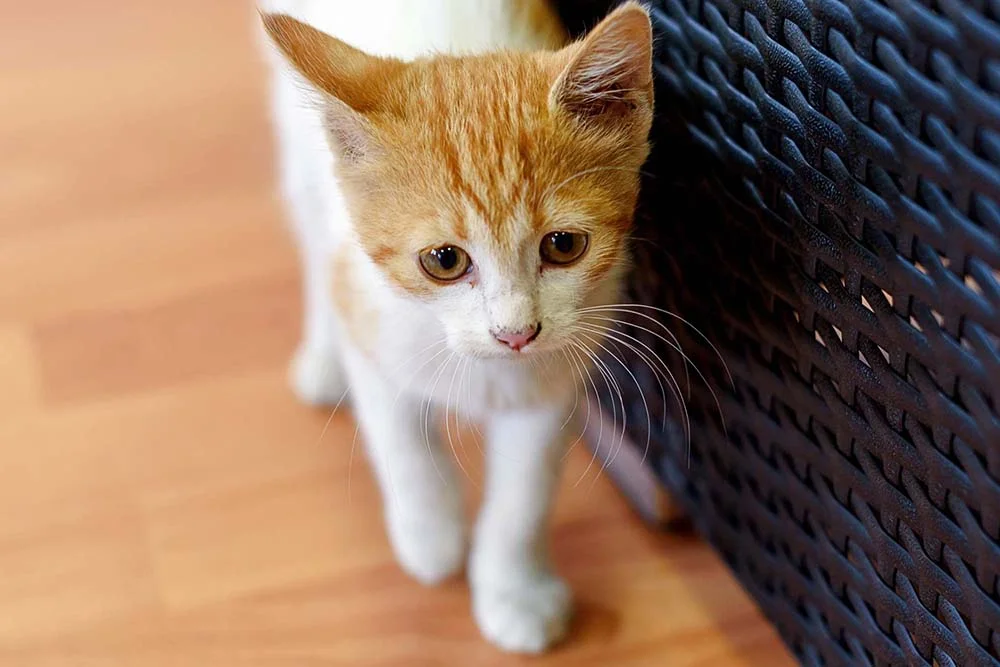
[260,0,653,653]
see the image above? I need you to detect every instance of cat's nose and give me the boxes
[492,323,541,351]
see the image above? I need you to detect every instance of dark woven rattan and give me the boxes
[555,1,1000,665]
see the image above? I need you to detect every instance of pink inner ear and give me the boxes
[323,99,376,165]
[552,6,652,120]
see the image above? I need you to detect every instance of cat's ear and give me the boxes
[549,2,654,128]
[261,13,405,163]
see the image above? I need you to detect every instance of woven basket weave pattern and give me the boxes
[556,1,1000,665]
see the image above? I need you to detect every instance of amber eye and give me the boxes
[419,245,471,281]
[540,231,589,266]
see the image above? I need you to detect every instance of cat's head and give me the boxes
[263,2,653,359]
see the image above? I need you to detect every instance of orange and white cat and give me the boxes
[260,0,653,653]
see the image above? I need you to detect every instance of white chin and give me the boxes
[459,346,527,361]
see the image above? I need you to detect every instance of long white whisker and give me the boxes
[580,341,625,488]
[391,341,450,413]
[462,356,484,452]
[577,319,670,431]
[567,339,608,485]
[580,307,729,440]
[569,339,623,488]
[340,338,449,507]
[559,348,581,431]
[422,352,455,485]
[346,422,361,506]
[333,342,440,505]
[562,343,594,462]
[573,330,644,484]
[315,383,352,450]
[575,323,678,470]
[364,338,448,509]
[394,337,451,373]
[584,311,694,395]
[576,319,691,453]
[580,304,734,387]
[445,353,473,484]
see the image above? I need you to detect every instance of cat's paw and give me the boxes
[388,512,466,585]
[289,343,348,406]
[472,573,572,654]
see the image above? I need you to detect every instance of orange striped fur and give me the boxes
[263,5,652,302]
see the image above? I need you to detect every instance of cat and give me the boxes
[259,0,654,653]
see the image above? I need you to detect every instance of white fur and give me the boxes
[262,0,624,653]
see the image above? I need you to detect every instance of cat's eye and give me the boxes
[540,231,589,266]
[419,245,472,281]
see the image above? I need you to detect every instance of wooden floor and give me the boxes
[0,2,794,665]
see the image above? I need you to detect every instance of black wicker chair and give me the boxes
[555,1,1000,665]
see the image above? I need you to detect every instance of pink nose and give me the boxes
[492,324,540,351]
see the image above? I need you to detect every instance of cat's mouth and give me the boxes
[483,335,564,362]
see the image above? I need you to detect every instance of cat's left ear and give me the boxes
[261,13,406,163]
[549,1,654,131]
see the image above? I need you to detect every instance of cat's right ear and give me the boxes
[549,2,654,133]
[260,13,405,163]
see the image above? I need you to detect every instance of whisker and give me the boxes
[580,307,729,443]
[460,356,483,457]
[362,338,449,509]
[576,319,691,452]
[577,319,670,431]
[315,382,353,450]
[583,312,692,396]
[466,359,485,441]
[395,337,451,372]
[573,330,644,486]
[582,342,627,489]
[397,345,452,488]
[575,322,685,469]
[422,351,456,485]
[567,338,608,484]
[337,338,448,509]
[580,304,734,387]
[390,340,450,413]
[568,339,624,488]
[445,353,474,485]
[562,343,594,462]
[559,348,581,431]
[346,421,362,506]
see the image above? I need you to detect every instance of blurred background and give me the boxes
[0,1,793,664]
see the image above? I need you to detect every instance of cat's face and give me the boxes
[264,3,654,360]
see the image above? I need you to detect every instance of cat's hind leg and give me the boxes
[272,71,348,406]
[288,241,348,407]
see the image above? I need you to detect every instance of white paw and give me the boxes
[472,573,572,654]
[289,343,347,406]
[388,512,466,585]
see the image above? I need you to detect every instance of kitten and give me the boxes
[260,0,653,653]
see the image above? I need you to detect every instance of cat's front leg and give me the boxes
[343,349,466,585]
[470,404,572,654]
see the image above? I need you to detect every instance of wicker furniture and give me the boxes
[557,1,1000,665]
